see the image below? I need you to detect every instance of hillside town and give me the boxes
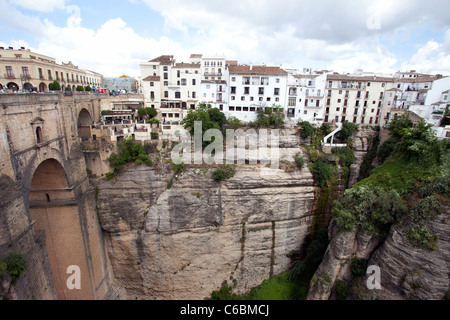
[1,46,449,142]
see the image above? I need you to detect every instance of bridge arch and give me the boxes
[28,158,95,299]
[78,108,92,141]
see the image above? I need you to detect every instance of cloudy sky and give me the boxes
[1,0,449,78]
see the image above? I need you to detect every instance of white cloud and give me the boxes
[8,0,67,12]
[401,31,450,75]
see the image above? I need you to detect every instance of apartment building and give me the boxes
[0,46,102,92]
[225,64,288,122]
[323,74,395,126]
[196,55,229,111]
[285,71,328,123]
[140,55,201,135]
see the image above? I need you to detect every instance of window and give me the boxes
[192,79,196,85]
[192,92,196,98]
[328,81,333,88]
[243,77,250,85]
[22,67,30,77]
[36,127,42,144]
[261,77,269,85]
[164,73,168,80]
[231,77,236,82]
[150,82,154,87]
[258,87,264,95]
[229,106,235,111]
[252,77,260,85]
[274,88,280,95]
[181,79,187,86]
[48,70,52,80]
[241,96,245,101]
[276,78,280,83]
[177,70,180,77]
[244,87,250,95]
[6,66,13,77]
[267,97,271,102]
[163,66,168,71]
[164,81,168,86]
[231,96,235,101]
[175,92,181,99]
[250,97,254,101]
[231,87,236,94]
[236,107,242,111]
[250,107,256,112]
[164,91,168,98]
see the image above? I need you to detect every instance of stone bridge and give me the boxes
[0,92,120,300]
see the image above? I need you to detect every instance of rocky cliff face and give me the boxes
[94,128,317,299]
[307,201,449,300]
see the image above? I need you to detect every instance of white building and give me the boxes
[198,55,229,111]
[139,55,201,136]
[285,71,328,124]
[225,64,288,122]
[324,73,395,126]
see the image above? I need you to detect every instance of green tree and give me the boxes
[76,85,84,92]
[138,107,158,120]
[299,121,315,139]
[226,116,242,129]
[183,103,223,136]
[65,85,72,91]
[85,85,92,92]
[48,80,61,91]
[337,121,358,141]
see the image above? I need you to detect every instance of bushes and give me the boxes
[337,121,358,141]
[213,164,237,181]
[311,159,334,187]
[299,121,315,139]
[350,258,368,277]
[3,254,26,281]
[407,225,439,251]
[331,146,355,167]
[107,136,153,177]
[334,280,349,300]
[295,156,305,169]
[332,186,407,235]
[377,137,399,164]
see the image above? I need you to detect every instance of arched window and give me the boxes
[36,127,43,144]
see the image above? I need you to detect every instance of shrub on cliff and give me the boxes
[213,164,237,181]
[332,186,407,236]
[4,253,26,281]
[107,136,153,173]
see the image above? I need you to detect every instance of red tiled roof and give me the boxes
[175,63,200,69]
[142,76,160,81]
[327,74,393,82]
[228,65,287,75]
[148,55,174,65]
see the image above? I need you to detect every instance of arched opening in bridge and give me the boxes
[78,109,92,141]
[39,82,47,92]
[29,159,94,300]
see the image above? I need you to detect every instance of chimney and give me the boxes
[250,64,253,71]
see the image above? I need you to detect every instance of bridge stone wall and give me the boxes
[0,92,122,300]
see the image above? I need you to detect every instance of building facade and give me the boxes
[323,74,395,126]
[225,64,288,122]
[140,55,201,136]
[0,46,102,92]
